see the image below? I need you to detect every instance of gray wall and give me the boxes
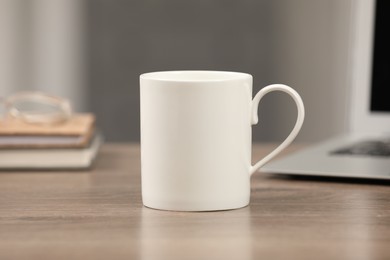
[87,0,353,142]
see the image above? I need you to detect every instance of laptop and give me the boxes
[261,0,390,180]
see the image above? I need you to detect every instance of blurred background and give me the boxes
[0,0,354,142]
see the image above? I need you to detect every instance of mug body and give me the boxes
[140,71,253,211]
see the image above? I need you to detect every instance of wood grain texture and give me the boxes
[0,143,389,260]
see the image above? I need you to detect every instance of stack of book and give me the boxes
[0,114,102,169]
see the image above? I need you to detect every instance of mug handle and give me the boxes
[250,84,305,176]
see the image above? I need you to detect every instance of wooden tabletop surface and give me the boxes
[1,143,389,260]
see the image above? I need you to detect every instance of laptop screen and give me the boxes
[370,0,390,112]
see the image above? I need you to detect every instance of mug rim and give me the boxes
[140,70,252,82]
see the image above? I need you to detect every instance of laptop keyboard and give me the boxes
[332,140,390,157]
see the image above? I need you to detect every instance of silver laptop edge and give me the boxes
[262,0,390,180]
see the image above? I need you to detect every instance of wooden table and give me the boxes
[1,144,389,260]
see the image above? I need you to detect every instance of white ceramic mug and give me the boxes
[140,71,304,211]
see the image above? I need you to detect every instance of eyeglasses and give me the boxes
[0,91,72,125]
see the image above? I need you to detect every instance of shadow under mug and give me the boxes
[140,71,304,211]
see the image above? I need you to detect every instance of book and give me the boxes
[0,135,86,146]
[0,133,103,170]
[0,114,95,136]
[0,114,95,148]
[0,113,102,169]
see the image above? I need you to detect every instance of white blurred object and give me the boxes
[0,0,86,111]
[31,0,86,112]
[0,0,24,95]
